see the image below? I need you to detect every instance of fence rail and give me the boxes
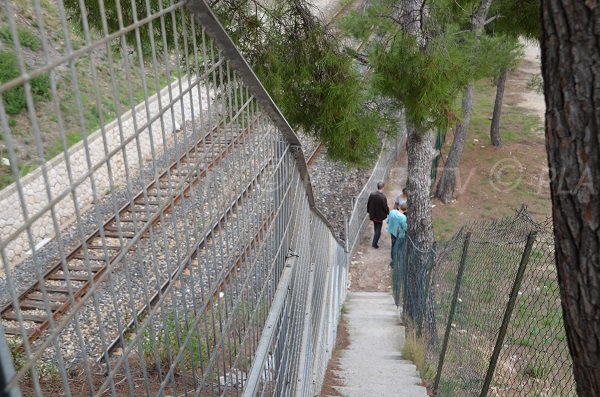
[392,206,576,397]
[0,0,403,395]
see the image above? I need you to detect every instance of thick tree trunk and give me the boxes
[540,1,600,394]
[434,0,492,202]
[405,124,435,332]
[435,83,474,203]
[490,68,507,147]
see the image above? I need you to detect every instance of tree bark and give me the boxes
[540,0,600,394]
[435,83,474,203]
[405,124,435,331]
[434,0,492,202]
[490,68,507,147]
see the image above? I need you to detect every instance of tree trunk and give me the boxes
[434,0,492,202]
[540,1,600,394]
[405,124,435,332]
[435,83,474,203]
[490,68,507,147]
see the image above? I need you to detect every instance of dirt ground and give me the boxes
[432,41,551,240]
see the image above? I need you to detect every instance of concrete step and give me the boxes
[333,292,429,397]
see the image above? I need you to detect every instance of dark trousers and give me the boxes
[372,221,383,247]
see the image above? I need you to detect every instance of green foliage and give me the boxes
[0,51,50,115]
[527,74,544,95]
[65,0,382,165]
[342,0,515,133]
[141,313,210,372]
[0,25,42,50]
[63,0,182,55]
[479,34,524,79]
[526,361,550,379]
[256,27,381,164]
[370,29,475,131]
[487,0,540,39]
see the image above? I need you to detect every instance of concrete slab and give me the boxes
[332,292,429,397]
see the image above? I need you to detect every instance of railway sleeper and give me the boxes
[26,292,68,302]
[47,273,93,282]
[66,265,104,272]
[70,253,108,262]
[1,327,29,336]
[20,300,62,311]
[3,312,47,323]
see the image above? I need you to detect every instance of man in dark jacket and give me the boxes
[367,181,389,249]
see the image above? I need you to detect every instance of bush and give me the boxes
[0,26,42,51]
[0,51,50,115]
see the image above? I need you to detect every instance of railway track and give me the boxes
[0,95,256,349]
[0,0,367,358]
[102,156,276,359]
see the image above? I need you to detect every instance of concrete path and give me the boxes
[327,292,429,397]
[322,150,428,396]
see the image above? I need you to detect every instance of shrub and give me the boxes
[0,51,50,114]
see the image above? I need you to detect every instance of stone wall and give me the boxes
[0,76,211,271]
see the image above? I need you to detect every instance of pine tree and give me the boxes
[434,0,494,203]
[486,0,539,147]
[342,0,504,331]
[62,0,383,165]
[540,0,600,393]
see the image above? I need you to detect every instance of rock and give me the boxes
[219,369,247,388]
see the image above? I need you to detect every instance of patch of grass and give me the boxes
[46,132,81,159]
[19,163,36,176]
[526,361,550,379]
[0,26,42,50]
[402,328,426,371]
[0,50,50,115]
[141,313,211,373]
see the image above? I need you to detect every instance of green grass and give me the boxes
[141,313,211,373]
[526,361,551,380]
[46,132,81,159]
[469,80,542,146]
[0,50,50,115]
[0,25,42,50]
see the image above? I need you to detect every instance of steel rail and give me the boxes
[101,154,274,359]
[0,98,256,350]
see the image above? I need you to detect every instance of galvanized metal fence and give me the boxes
[0,0,403,395]
[392,206,576,397]
[346,116,405,253]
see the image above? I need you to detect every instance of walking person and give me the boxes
[390,203,408,273]
[367,181,389,249]
[387,202,408,250]
[395,187,408,207]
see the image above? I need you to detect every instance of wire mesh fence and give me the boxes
[0,0,405,395]
[392,206,576,397]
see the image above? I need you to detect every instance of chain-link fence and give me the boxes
[393,206,576,397]
[0,0,405,395]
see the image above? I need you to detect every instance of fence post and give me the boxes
[433,231,471,394]
[344,217,349,253]
[479,231,537,397]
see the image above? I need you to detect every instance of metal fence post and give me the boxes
[433,231,471,394]
[479,231,537,397]
[344,217,349,253]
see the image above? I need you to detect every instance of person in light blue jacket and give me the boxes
[387,202,407,247]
